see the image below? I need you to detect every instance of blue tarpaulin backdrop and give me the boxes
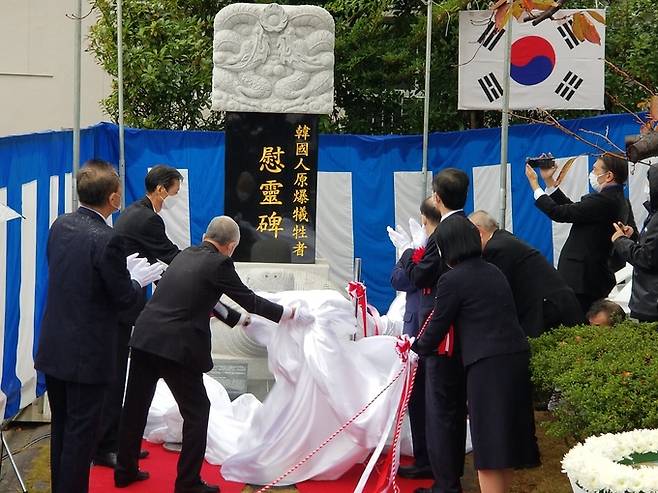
[0,112,643,419]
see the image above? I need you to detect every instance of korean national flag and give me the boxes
[458,10,605,110]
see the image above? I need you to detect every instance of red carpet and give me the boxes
[90,440,434,493]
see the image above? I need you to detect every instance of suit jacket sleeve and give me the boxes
[97,234,141,309]
[412,274,459,356]
[613,215,658,270]
[212,301,242,327]
[548,188,574,205]
[143,213,181,264]
[402,238,441,289]
[535,192,611,224]
[391,249,416,292]
[219,258,284,323]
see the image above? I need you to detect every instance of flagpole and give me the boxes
[499,4,512,230]
[117,0,126,209]
[421,0,433,196]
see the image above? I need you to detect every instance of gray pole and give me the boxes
[498,7,512,230]
[421,0,433,195]
[72,0,82,210]
[117,0,126,209]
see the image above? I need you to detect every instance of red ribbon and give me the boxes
[411,246,426,264]
[347,281,369,338]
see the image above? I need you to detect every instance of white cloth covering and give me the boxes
[143,289,469,485]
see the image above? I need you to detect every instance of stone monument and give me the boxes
[210,3,337,406]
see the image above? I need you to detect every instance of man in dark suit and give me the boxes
[526,153,636,314]
[399,169,469,493]
[390,197,441,479]
[34,160,163,493]
[469,210,584,337]
[115,216,295,493]
[93,165,183,468]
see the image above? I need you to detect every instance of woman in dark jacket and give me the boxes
[612,165,658,322]
[412,216,540,493]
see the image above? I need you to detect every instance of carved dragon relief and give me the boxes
[212,3,335,115]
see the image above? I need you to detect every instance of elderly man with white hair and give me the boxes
[114,216,295,493]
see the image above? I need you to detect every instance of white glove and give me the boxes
[126,252,143,271]
[128,259,164,288]
[237,312,252,327]
[409,218,428,249]
[293,306,316,326]
[280,305,295,321]
[386,224,411,251]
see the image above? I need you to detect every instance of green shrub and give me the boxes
[530,321,658,441]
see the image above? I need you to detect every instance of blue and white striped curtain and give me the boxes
[0,113,645,419]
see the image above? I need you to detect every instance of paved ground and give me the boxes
[0,412,571,493]
[0,422,51,493]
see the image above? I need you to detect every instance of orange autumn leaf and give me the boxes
[582,14,601,45]
[572,13,586,42]
[494,3,511,31]
[510,0,524,19]
[587,10,606,24]
[521,0,535,10]
[650,95,658,122]
[533,0,557,8]
[490,0,508,10]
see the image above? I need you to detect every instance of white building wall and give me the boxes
[0,0,111,137]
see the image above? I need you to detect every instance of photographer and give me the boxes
[525,153,636,314]
[612,166,658,322]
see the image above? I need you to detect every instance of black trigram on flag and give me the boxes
[478,73,504,102]
[557,20,581,50]
[555,71,584,101]
[477,21,505,51]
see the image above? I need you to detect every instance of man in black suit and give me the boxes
[93,165,183,468]
[399,169,469,493]
[115,216,295,493]
[469,210,584,337]
[34,160,163,493]
[526,153,636,314]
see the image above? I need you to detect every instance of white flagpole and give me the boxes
[421,0,433,195]
[72,0,82,210]
[117,0,126,209]
[499,5,512,230]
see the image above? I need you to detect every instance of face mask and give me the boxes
[160,191,178,211]
[589,171,605,192]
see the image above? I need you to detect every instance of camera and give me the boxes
[526,153,556,169]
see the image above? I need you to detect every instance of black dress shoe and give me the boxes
[398,464,434,479]
[115,470,150,487]
[92,452,117,468]
[139,449,150,459]
[174,480,220,493]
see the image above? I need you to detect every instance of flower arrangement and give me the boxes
[562,429,658,492]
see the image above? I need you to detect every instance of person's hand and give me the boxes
[280,305,296,321]
[126,252,143,271]
[525,164,540,190]
[387,225,411,251]
[409,218,428,249]
[612,222,634,242]
[128,259,164,287]
[539,165,558,188]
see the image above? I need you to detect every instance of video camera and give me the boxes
[526,152,556,169]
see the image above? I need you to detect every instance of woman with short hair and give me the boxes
[412,216,540,493]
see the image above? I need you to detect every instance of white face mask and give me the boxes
[160,192,178,211]
[589,171,605,192]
